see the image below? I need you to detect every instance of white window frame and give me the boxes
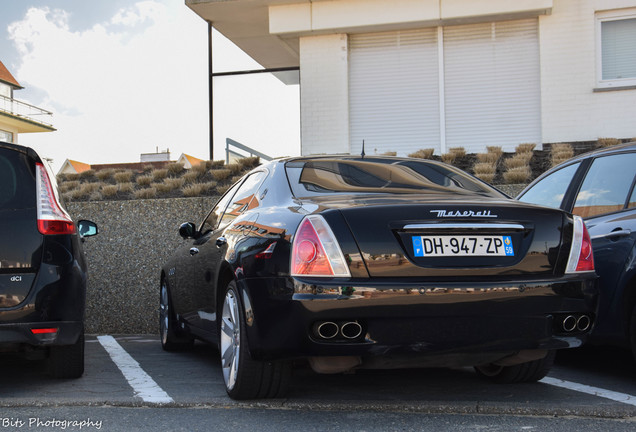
[0,129,13,143]
[596,8,636,89]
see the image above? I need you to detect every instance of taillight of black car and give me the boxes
[565,215,595,273]
[291,215,351,277]
[35,162,76,235]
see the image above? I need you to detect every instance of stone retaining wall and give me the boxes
[67,197,216,334]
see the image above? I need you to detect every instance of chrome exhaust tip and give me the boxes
[340,321,363,339]
[576,315,591,332]
[314,321,339,339]
[562,315,577,332]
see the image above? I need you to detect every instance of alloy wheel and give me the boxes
[220,288,241,391]
[159,281,169,347]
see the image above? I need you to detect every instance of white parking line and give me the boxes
[541,376,636,406]
[98,335,173,404]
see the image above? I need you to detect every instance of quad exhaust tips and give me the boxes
[313,321,363,340]
[558,314,592,333]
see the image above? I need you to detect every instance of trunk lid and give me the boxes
[315,195,569,279]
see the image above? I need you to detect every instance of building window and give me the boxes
[597,9,636,88]
[0,130,13,143]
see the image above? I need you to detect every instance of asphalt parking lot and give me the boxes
[1,335,635,419]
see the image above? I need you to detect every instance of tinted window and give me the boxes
[219,170,267,226]
[0,148,35,209]
[285,159,502,198]
[200,182,242,234]
[200,170,268,233]
[518,162,580,209]
[573,153,636,218]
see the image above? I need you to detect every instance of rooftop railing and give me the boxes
[0,94,54,128]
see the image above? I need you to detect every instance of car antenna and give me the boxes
[361,140,365,159]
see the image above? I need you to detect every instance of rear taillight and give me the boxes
[291,215,351,277]
[565,215,594,273]
[36,163,76,235]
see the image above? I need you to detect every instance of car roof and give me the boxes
[0,140,40,160]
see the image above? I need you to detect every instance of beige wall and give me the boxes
[286,0,636,150]
[300,34,350,155]
[539,0,636,143]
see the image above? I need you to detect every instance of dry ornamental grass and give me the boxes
[597,137,621,148]
[136,175,153,186]
[503,166,532,184]
[408,149,435,159]
[113,170,134,183]
[167,163,185,175]
[134,187,157,199]
[151,168,169,182]
[550,143,574,167]
[95,169,116,180]
[477,152,500,164]
[101,185,119,197]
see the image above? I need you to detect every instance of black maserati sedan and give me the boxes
[518,142,636,359]
[160,155,597,399]
[0,141,97,378]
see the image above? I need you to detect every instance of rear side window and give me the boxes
[518,162,580,209]
[573,153,636,218]
[0,148,35,209]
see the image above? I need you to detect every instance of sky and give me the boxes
[1,0,300,172]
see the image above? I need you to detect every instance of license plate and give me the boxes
[412,235,514,257]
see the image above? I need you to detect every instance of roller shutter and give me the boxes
[349,29,440,156]
[443,19,541,152]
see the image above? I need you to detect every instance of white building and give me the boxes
[0,60,55,143]
[187,0,636,156]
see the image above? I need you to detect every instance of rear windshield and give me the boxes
[0,147,36,210]
[285,158,504,198]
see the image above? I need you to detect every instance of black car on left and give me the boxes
[160,155,597,399]
[0,141,97,378]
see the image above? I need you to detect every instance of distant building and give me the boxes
[57,153,205,176]
[176,153,205,169]
[0,60,55,143]
[187,0,636,155]
[140,149,171,163]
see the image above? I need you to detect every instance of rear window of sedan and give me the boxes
[0,148,35,210]
[285,158,504,198]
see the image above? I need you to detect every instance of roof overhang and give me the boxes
[186,0,553,69]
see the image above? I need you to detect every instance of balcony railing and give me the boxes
[0,94,54,128]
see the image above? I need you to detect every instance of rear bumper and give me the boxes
[0,321,83,348]
[239,275,597,365]
[0,248,87,350]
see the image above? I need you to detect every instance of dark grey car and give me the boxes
[518,142,636,358]
[0,141,97,377]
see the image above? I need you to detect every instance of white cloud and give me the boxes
[7,0,299,172]
[111,1,163,27]
[8,1,209,170]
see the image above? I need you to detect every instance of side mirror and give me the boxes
[179,222,198,239]
[78,220,98,238]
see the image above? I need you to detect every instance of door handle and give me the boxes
[216,237,227,247]
[591,229,632,240]
[189,247,199,256]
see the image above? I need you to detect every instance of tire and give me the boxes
[219,280,290,400]
[160,279,194,351]
[48,332,84,379]
[475,350,555,383]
